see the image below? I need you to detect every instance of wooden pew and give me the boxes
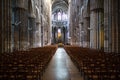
[0,46,57,80]
[64,45,120,80]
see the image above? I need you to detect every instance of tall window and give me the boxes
[62,12,68,20]
[52,9,68,21]
[58,12,62,21]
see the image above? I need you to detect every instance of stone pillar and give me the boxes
[90,11,97,48]
[35,22,41,47]
[79,23,83,46]
[21,10,29,50]
[104,0,118,52]
[110,0,119,53]
[104,0,111,52]
[98,11,104,50]
[52,27,55,44]
[8,0,12,52]
[53,27,56,44]
[0,0,11,53]
[90,0,104,49]
[0,0,2,52]
[118,0,120,53]
[13,0,29,51]
[82,0,90,48]
[111,0,117,53]
[62,27,66,44]
[83,1,90,47]
[83,17,90,47]
[28,17,35,48]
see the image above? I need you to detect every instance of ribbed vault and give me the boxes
[52,0,69,13]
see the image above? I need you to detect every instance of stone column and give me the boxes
[14,9,25,50]
[0,0,11,53]
[79,23,83,46]
[52,27,55,44]
[98,11,104,50]
[90,11,97,48]
[0,0,2,52]
[83,17,90,47]
[82,0,90,48]
[13,0,29,51]
[83,4,90,47]
[62,27,65,44]
[104,0,110,52]
[7,0,12,52]
[35,22,41,47]
[110,0,119,53]
[118,0,120,53]
[90,0,104,49]
[28,17,35,48]
[109,0,120,53]
[53,27,56,44]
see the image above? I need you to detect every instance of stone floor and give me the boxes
[42,48,84,80]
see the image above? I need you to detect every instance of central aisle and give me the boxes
[43,48,83,80]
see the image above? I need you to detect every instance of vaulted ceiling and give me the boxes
[52,0,69,14]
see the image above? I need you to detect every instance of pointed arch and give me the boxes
[28,0,35,18]
[35,6,40,23]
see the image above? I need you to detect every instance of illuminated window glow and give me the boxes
[58,29,61,38]
[58,12,62,20]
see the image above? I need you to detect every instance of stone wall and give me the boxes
[69,0,120,53]
[0,0,51,53]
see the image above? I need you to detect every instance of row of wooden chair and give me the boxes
[64,45,120,80]
[0,46,57,80]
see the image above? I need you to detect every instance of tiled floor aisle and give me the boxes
[42,48,84,80]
